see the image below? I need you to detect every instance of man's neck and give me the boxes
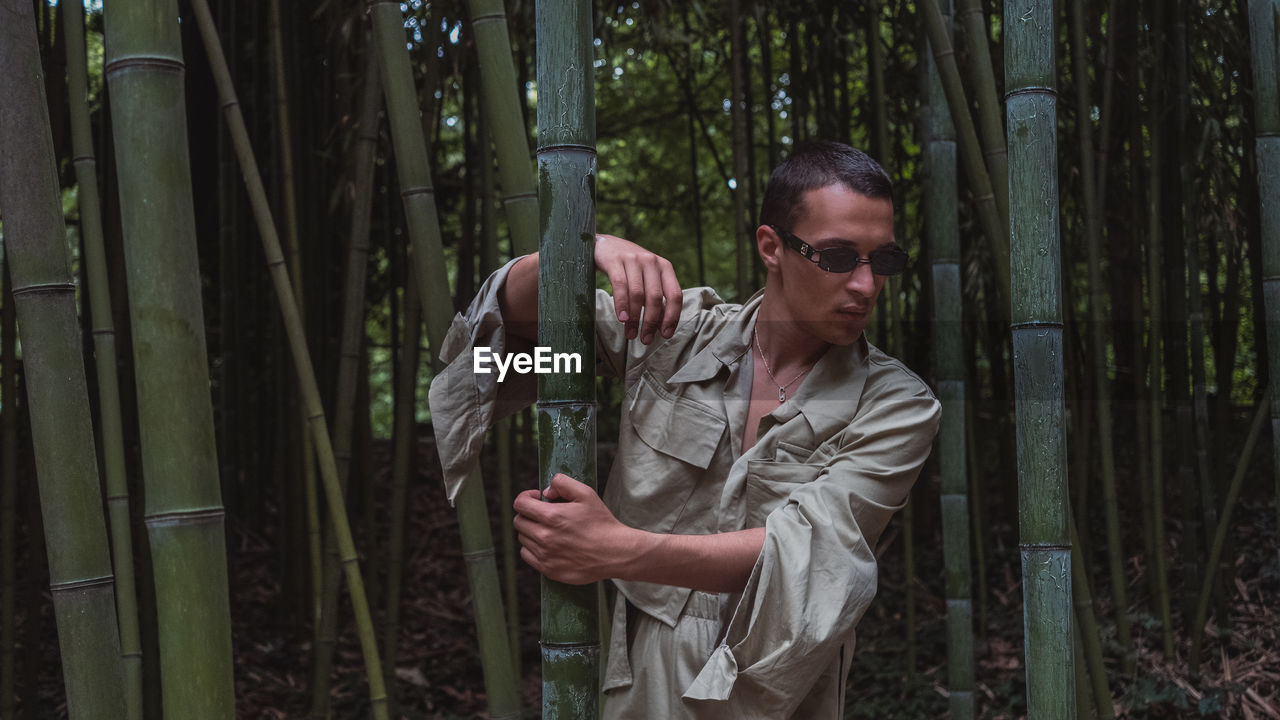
[754,293,832,375]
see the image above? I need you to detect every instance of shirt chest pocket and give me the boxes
[613,376,727,532]
[628,376,725,468]
[743,459,824,527]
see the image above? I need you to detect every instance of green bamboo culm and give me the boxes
[467,0,539,257]
[1245,0,1280,568]
[1068,515,1115,719]
[312,40,381,720]
[924,2,974,715]
[0,2,130,718]
[537,0,600,715]
[63,1,144,716]
[919,0,1010,302]
[383,280,421,701]
[1068,0,1134,676]
[101,0,238,715]
[367,3,520,716]
[1005,0,1075,717]
[185,3,392,718]
[1189,392,1271,673]
[1142,1,1175,659]
[0,260,13,720]
[955,0,1009,228]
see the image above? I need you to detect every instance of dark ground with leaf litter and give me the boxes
[13,427,1279,719]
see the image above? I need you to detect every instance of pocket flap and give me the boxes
[628,376,726,469]
[744,460,824,526]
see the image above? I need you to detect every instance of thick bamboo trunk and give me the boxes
[63,2,144,715]
[924,4,973,715]
[1069,0,1134,676]
[537,0,599,715]
[186,3,391,717]
[1245,0,1280,569]
[102,0,237,716]
[1,2,128,717]
[1006,1,1074,717]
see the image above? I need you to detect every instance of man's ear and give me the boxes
[757,225,783,272]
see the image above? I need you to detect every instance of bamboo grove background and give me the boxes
[0,0,1277,717]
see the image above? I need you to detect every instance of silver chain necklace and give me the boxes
[753,328,815,403]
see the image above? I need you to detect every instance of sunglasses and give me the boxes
[769,224,909,276]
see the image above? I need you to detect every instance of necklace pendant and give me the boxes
[778,387,786,403]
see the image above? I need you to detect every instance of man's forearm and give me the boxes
[620,527,766,594]
[498,253,539,342]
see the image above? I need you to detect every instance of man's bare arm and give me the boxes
[513,474,764,593]
[497,235,685,345]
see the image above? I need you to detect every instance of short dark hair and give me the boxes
[757,139,893,230]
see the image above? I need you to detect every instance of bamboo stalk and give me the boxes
[186,3,390,717]
[0,259,16,720]
[63,1,144,715]
[383,279,421,703]
[1245,0,1280,570]
[102,0,240,715]
[537,0,600,715]
[310,37,382,720]
[730,0,751,300]
[1189,393,1270,673]
[1069,515,1115,719]
[1143,1,1174,659]
[467,0,539,257]
[1006,0,1074,716]
[919,0,1010,302]
[1,3,130,717]
[1069,0,1134,676]
[955,0,1009,227]
[925,5,973,713]
[367,2,520,716]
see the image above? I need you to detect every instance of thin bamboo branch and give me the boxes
[1069,0,1134,676]
[367,2,520,716]
[920,0,1010,303]
[956,0,1009,227]
[1189,393,1270,672]
[467,0,539,257]
[187,3,390,717]
[63,1,143,715]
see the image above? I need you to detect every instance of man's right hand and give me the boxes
[594,234,683,345]
[499,235,683,345]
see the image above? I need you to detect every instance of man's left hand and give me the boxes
[513,473,637,585]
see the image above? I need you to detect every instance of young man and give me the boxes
[429,140,940,718]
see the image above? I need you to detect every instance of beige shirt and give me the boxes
[428,258,941,718]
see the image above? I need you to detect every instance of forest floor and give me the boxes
[16,428,1280,719]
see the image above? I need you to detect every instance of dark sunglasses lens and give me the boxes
[870,247,908,275]
[819,248,862,273]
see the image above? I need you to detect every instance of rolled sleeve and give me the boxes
[684,382,941,715]
[427,257,538,504]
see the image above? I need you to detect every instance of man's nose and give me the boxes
[844,262,877,296]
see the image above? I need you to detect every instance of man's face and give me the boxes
[760,184,895,346]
